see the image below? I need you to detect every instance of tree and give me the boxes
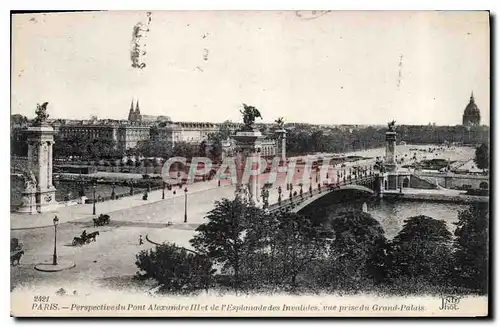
[453,203,489,294]
[135,243,215,294]
[207,120,233,162]
[388,215,453,286]
[320,210,388,290]
[474,143,489,171]
[11,114,29,127]
[172,141,199,159]
[11,128,28,156]
[190,197,264,292]
[269,211,329,289]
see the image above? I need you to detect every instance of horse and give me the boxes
[93,214,110,227]
[11,250,24,266]
[86,231,100,242]
[100,214,110,225]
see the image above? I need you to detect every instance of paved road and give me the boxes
[10,172,320,293]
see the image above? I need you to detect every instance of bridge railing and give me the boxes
[267,175,376,213]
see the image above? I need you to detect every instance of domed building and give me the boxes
[462,92,481,127]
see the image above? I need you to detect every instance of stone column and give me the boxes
[233,129,263,207]
[275,129,287,164]
[17,124,59,213]
[382,125,398,191]
[48,141,54,187]
[384,130,397,172]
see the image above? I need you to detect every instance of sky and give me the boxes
[11,11,490,126]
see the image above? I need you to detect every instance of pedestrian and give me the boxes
[139,235,144,245]
[218,180,221,187]
[173,190,176,195]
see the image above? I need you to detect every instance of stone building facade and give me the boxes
[11,101,282,157]
[13,101,279,158]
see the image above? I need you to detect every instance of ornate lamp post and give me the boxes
[162,182,166,200]
[264,189,269,208]
[184,187,188,223]
[78,176,86,197]
[278,186,282,206]
[92,183,96,215]
[52,215,59,265]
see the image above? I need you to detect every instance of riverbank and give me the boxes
[382,188,489,204]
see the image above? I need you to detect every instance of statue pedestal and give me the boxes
[233,129,264,206]
[16,122,60,214]
[16,189,37,214]
[35,186,59,213]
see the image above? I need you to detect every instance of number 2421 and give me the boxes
[33,296,49,302]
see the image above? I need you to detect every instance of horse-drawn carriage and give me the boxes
[10,238,24,266]
[93,214,110,227]
[72,230,100,246]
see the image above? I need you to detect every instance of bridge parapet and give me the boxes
[268,176,377,214]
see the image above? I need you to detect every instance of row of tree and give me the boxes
[135,199,488,295]
[285,125,490,156]
[10,111,490,160]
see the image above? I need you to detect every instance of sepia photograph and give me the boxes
[9,10,490,317]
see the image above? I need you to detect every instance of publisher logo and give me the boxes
[439,296,460,311]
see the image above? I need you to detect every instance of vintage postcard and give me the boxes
[10,10,490,317]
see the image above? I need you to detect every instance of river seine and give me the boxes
[323,196,468,239]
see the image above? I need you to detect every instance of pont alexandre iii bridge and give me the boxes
[267,174,379,214]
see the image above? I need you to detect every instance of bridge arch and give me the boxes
[291,184,375,213]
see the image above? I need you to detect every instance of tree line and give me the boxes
[285,125,490,156]
[135,199,488,296]
[10,112,490,160]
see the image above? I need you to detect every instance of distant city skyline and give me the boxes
[12,11,490,126]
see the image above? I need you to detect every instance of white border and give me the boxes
[3,1,498,326]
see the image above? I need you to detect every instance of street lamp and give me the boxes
[52,215,59,266]
[162,182,165,200]
[92,183,96,215]
[278,186,282,206]
[184,187,188,223]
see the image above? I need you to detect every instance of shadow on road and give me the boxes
[68,220,172,229]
